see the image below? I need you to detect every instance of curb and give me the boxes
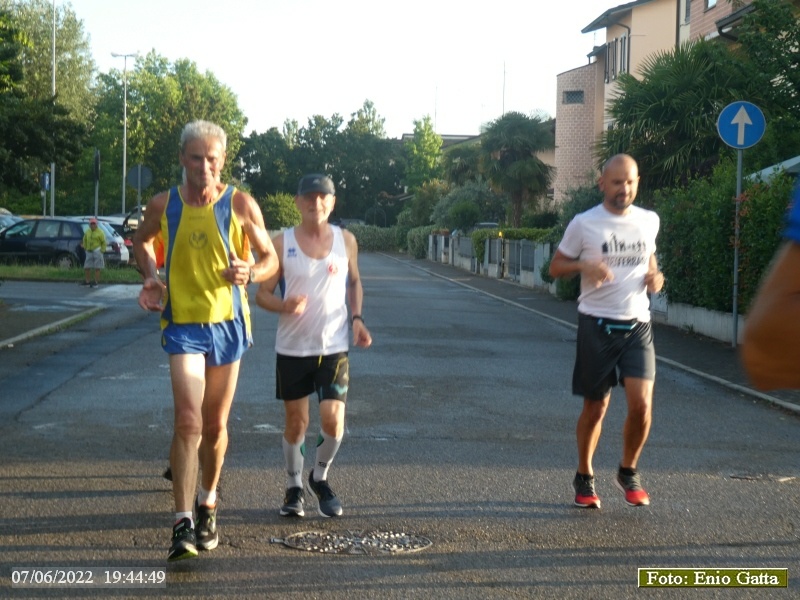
[0,306,105,348]
[390,254,800,416]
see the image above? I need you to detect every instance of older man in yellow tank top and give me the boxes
[133,120,278,562]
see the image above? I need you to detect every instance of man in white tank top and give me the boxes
[257,174,372,518]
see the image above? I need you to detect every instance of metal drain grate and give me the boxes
[271,530,432,555]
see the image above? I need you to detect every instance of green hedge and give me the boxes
[407,225,443,259]
[345,224,400,252]
[655,159,793,314]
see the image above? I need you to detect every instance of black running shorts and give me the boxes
[276,352,350,403]
[572,314,655,401]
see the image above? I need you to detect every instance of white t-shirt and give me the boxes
[557,203,660,322]
[275,226,350,356]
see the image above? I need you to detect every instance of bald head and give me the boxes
[599,154,640,214]
[602,153,638,175]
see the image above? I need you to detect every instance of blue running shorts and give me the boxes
[161,318,251,366]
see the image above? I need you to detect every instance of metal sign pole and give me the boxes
[716,101,766,349]
[732,149,742,349]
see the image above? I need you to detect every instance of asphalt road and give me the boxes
[1,254,798,599]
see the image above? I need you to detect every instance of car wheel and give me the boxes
[55,253,78,269]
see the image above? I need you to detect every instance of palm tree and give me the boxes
[442,142,482,186]
[479,112,554,227]
[599,40,754,195]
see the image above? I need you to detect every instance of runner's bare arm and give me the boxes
[254,233,306,314]
[133,192,168,311]
[344,230,371,348]
[549,249,613,288]
[229,190,279,286]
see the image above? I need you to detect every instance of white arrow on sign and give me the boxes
[731,106,753,146]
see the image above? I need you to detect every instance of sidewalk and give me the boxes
[0,301,102,347]
[391,254,800,415]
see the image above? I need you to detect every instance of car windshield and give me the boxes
[4,221,35,238]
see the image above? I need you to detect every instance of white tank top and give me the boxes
[275,226,349,356]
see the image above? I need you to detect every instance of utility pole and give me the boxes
[111,52,139,213]
[50,0,56,216]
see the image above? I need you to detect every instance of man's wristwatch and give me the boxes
[351,315,364,325]
[248,268,256,284]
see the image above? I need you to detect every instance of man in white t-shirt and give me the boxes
[256,173,372,518]
[550,154,664,509]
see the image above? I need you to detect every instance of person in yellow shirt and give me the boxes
[133,120,279,562]
[81,218,106,288]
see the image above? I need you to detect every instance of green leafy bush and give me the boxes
[261,192,300,229]
[656,159,793,313]
[407,225,440,259]
[448,200,481,232]
[393,208,415,251]
[521,211,558,229]
[345,224,399,252]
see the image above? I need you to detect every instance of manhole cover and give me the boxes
[271,530,432,555]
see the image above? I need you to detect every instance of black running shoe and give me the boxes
[280,486,305,517]
[306,471,343,517]
[195,500,219,550]
[167,517,198,561]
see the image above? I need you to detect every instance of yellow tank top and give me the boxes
[160,185,250,329]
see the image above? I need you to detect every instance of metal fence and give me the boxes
[444,233,553,288]
[506,240,538,281]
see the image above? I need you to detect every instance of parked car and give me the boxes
[0,217,127,269]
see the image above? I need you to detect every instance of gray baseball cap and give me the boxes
[297,173,335,196]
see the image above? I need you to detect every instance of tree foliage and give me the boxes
[404,115,443,192]
[84,50,248,213]
[234,127,294,200]
[430,179,506,230]
[736,0,800,123]
[600,4,800,197]
[0,4,86,204]
[235,100,405,225]
[442,141,482,186]
[0,9,24,94]
[479,111,554,227]
[260,191,300,230]
[408,179,449,227]
[4,0,96,126]
[599,40,754,196]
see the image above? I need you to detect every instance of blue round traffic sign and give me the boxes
[717,101,765,149]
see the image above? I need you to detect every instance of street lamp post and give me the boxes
[111,52,138,214]
[50,0,55,216]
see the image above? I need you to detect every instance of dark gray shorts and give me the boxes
[572,314,655,401]
[276,352,349,403]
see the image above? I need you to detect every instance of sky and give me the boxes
[65,0,612,139]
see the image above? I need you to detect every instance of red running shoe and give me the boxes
[573,472,601,509]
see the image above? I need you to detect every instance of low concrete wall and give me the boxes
[437,234,743,344]
[654,301,744,345]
